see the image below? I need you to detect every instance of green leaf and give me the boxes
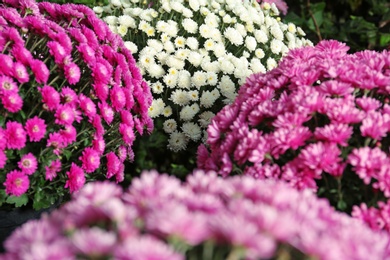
[337,200,347,211]
[6,194,29,207]
[62,149,72,161]
[0,190,7,207]
[33,190,54,210]
[380,33,390,47]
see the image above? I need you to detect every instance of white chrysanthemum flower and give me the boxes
[219,57,235,74]
[297,27,306,36]
[288,23,297,34]
[198,111,215,128]
[151,81,164,94]
[163,119,177,133]
[270,39,283,54]
[104,16,118,25]
[93,6,104,14]
[138,20,150,31]
[224,27,243,45]
[189,0,200,11]
[171,1,184,12]
[266,57,277,70]
[254,29,268,43]
[201,61,220,73]
[187,51,203,67]
[156,21,170,33]
[182,122,202,141]
[186,37,199,50]
[168,131,189,152]
[148,98,165,118]
[163,73,178,88]
[167,20,179,36]
[245,36,257,51]
[192,71,207,88]
[174,36,186,48]
[147,39,164,52]
[255,48,265,59]
[182,18,198,34]
[175,48,190,60]
[207,71,218,86]
[250,58,266,74]
[213,43,226,58]
[170,89,190,106]
[139,54,154,68]
[156,52,169,65]
[110,0,122,7]
[178,70,192,89]
[163,106,173,117]
[160,33,170,43]
[164,41,176,53]
[182,7,193,18]
[166,55,185,70]
[200,90,216,108]
[205,13,219,28]
[118,15,135,28]
[204,39,215,51]
[270,25,284,41]
[124,41,138,53]
[188,90,199,101]
[117,25,128,36]
[180,104,197,121]
[145,26,156,37]
[245,22,255,33]
[234,23,247,37]
[199,24,212,38]
[200,7,210,16]
[223,14,232,23]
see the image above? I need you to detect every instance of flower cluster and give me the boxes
[259,0,288,15]
[3,170,390,259]
[197,40,390,227]
[94,0,311,152]
[0,0,152,209]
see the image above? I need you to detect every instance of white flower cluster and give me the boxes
[95,0,312,152]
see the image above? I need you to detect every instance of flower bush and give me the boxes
[94,0,312,153]
[197,40,390,230]
[2,169,390,259]
[0,0,152,210]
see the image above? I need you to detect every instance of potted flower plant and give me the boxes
[0,0,152,248]
[197,39,390,231]
[93,0,312,176]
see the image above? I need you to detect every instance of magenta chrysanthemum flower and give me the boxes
[25,116,47,142]
[65,163,85,193]
[18,153,38,175]
[55,104,75,126]
[5,121,26,150]
[39,85,61,111]
[61,87,78,107]
[0,54,14,77]
[47,40,68,64]
[59,124,77,145]
[45,159,61,181]
[78,93,96,121]
[92,135,105,155]
[79,147,100,173]
[119,123,135,145]
[110,85,126,111]
[0,75,18,94]
[106,152,121,179]
[46,132,64,155]
[30,59,49,84]
[2,91,23,112]
[0,150,7,169]
[10,43,33,66]
[12,61,29,83]
[3,170,29,196]
[98,101,114,125]
[64,62,81,85]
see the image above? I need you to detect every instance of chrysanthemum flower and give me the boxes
[5,121,26,150]
[3,170,29,196]
[65,163,86,193]
[17,153,38,175]
[79,147,101,174]
[24,116,47,142]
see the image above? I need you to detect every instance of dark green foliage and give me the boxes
[284,0,390,51]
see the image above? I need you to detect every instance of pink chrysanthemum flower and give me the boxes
[25,116,47,142]
[47,40,68,65]
[79,147,100,173]
[117,145,127,162]
[12,61,29,83]
[45,159,61,181]
[92,62,111,85]
[98,101,114,125]
[46,132,64,155]
[60,124,77,145]
[10,43,33,66]
[18,153,38,175]
[65,163,85,193]
[119,123,135,145]
[3,170,29,196]
[0,54,14,77]
[39,85,61,111]
[110,85,126,111]
[2,91,23,112]
[106,152,121,179]
[78,93,97,121]
[5,121,26,150]
[29,59,49,84]
[92,83,109,102]
[0,75,18,94]
[61,87,78,107]
[55,104,75,126]
[64,62,81,85]
[92,135,105,155]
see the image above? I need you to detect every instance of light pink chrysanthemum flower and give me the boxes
[3,170,29,196]
[79,147,100,173]
[65,163,85,193]
[18,153,38,175]
[5,121,26,150]
[25,116,47,142]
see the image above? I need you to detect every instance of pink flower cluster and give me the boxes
[2,170,390,259]
[0,0,152,206]
[198,40,390,228]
